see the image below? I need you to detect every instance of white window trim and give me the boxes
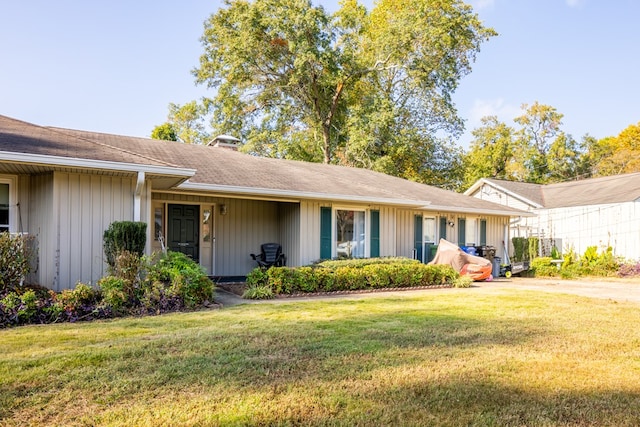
[465,216,479,246]
[0,175,18,233]
[332,206,369,259]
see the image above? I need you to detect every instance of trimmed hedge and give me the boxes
[244,258,458,298]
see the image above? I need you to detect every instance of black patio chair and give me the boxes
[250,243,286,268]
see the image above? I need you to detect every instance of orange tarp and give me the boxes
[428,238,492,281]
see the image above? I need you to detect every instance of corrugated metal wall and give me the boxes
[536,202,639,259]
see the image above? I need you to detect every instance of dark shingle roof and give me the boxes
[0,115,176,168]
[0,115,527,215]
[484,174,640,208]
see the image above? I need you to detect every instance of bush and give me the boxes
[147,251,214,308]
[530,257,560,277]
[243,258,458,298]
[103,221,147,268]
[242,285,274,300]
[0,233,36,292]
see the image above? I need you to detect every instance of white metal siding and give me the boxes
[537,202,640,259]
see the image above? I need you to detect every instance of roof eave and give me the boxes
[421,204,535,217]
[0,150,196,179]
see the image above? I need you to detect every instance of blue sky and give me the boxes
[1,0,639,149]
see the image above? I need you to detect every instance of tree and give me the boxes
[592,122,640,175]
[462,116,517,189]
[188,0,494,187]
[465,102,592,186]
[150,122,178,141]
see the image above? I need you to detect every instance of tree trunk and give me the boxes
[322,123,331,164]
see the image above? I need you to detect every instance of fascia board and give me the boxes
[0,150,196,178]
[466,179,543,209]
[421,204,536,217]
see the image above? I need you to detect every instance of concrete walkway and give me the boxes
[213,276,640,307]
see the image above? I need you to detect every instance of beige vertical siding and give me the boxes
[28,173,54,288]
[372,205,397,257]
[395,209,416,259]
[299,200,323,265]
[215,198,280,275]
[278,202,300,267]
[55,172,135,290]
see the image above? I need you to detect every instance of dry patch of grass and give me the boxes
[1,289,639,426]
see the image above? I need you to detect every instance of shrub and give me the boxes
[530,257,560,277]
[0,233,36,292]
[242,284,274,300]
[147,251,214,308]
[618,261,640,277]
[98,276,129,313]
[53,283,101,321]
[103,221,147,268]
[453,275,474,288]
[243,258,458,297]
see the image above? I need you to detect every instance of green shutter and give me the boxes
[320,207,332,259]
[458,218,466,246]
[480,219,487,246]
[414,215,423,261]
[370,210,380,258]
[439,217,447,240]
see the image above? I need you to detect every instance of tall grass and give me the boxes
[1,289,639,426]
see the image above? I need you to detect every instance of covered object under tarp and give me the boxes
[428,239,493,281]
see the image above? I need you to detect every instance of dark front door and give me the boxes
[168,204,199,261]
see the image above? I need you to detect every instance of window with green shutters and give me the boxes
[320,207,380,259]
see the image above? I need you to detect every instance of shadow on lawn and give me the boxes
[2,297,639,425]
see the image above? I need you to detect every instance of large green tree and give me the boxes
[183,0,494,186]
[463,102,593,189]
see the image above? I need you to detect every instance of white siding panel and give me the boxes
[541,202,640,259]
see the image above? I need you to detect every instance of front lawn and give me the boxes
[1,289,639,426]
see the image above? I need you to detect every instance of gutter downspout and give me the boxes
[134,171,145,221]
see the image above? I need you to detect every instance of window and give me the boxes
[423,217,436,244]
[154,206,164,241]
[0,183,8,233]
[336,209,365,258]
[465,217,478,245]
[202,208,211,242]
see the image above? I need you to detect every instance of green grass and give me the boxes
[1,289,640,426]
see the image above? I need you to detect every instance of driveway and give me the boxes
[214,276,640,307]
[481,276,640,304]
